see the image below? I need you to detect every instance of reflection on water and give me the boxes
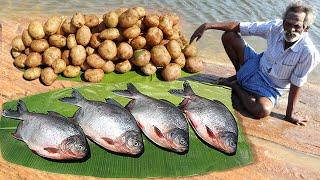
[0,0,319,84]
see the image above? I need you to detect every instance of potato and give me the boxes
[159,39,169,46]
[180,34,189,47]
[167,40,182,59]
[49,35,66,48]
[151,45,171,67]
[71,12,85,28]
[14,54,27,68]
[168,30,180,40]
[143,14,159,27]
[185,56,203,73]
[172,53,186,67]
[84,69,104,83]
[90,33,103,48]
[103,11,118,28]
[24,48,31,55]
[43,47,61,66]
[81,60,91,71]
[56,16,67,35]
[118,9,139,28]
[117,42,133,60]
[67,34,77,49]
[63,65,81,78]
[115,60,132,73]
[70,45,86,65]
[86,53,106,68]
[61,50,71,65]
[41,67,57,86]
[25,52,42,68]
[91,22,106,34]
[102,61,115,73]
[114,28,126,42]
[84,14,99,28]
[165,13,179,25]
[123,25,141,39]
[30,39,49,53]
[28,21,45,39]
[52,59,67,74]
[76,25,91,46]
[99,28,120,40]
[133,7,146,19]
[62,21,77,34]
[98,40,117,60]
[159,16,173,36]
[86,46,95,55]
[131,49,150,67]
[161,63,181,81]
[44,16,61,35]
[114,7,128,16]
[146,27,163,46]
[11,49,21,58]
[130,36,146,50]
[23,67,42,80]
[183,43,197,57]
[22,30,33,47]
[12,36,25,52]
[141,62,157,75]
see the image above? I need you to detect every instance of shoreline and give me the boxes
[0,16,320,179]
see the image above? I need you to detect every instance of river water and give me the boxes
[1,0,319,84]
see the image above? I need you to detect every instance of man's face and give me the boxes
[283,11,307,43]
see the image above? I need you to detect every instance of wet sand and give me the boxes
[0,16,320,179]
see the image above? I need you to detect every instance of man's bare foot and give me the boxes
[285,112,309,126]
[217,75,237,87]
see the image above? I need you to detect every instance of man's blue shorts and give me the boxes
[236,45,281,105]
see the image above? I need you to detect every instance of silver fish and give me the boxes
[2,100,89,160]
[112,83,189,153]
[169,81,238,154]
[59,89,143,155]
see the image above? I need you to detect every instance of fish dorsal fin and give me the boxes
[44,147,59,154]
[160,99,175,106]
[212,99,227,107]
[168,81,195,97]
[154,126,164,139]
[105,98,123,108]
[102,137,114,145]
[48,111,65,118]
[206,125,216,139]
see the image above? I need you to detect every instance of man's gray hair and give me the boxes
[283,1,316,29]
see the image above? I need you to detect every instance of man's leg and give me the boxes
[221,81,273,119]
[221,31,246,71]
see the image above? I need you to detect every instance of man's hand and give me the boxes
[190,23,208,44]
[285,111,309,126]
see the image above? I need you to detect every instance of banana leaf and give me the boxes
[0,81,253,178]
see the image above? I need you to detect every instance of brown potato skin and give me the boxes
[22,30,33,47]
[183,43,197,57]
[62,21,77,34]
[131,49,151,67]
[52,59,67,74]
[70,45,86,66]
[118,9,139,28]
[161,63,181,81]
[28,21,45,39]
[49,35,67,48]
[76,25,92,46]
[63,65,81,78]
[143,14,159,27]
[30,39,49,53]
[103,11,119,28]
[115,60,132,73]
[98,40,117,60]
[86,46,95,56]
[23,67,42,80]
[90,33,102,48]
[44,16,61,35]
[99,28,120,40]
[61,50,71,66]
[123,25,141,39]
[43,47,62,66]
[84,69,104,82]
[133,7,146,18]
[172,53,186,68]
[86,53,106,68]
[67,34,77,49]
[117,42,133,60]
[150,45,171,67]
[102,61,115,73]
[141,63,157,75]
[166,40,182,59]
[146,27,163,46]
[130,36,146,50]
[14,54,27,68]
[71,12,85,28]
[25,52,42,68]
[12,36,26,52]
[84,14,99,28]
[41,67,57,86]
[185,57,204,73]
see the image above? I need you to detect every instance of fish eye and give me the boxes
[134,141,140,147]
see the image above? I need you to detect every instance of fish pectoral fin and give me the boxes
[102,137,114,145]
[206,126,217,139]
[44,147,59,154]
[153,126,164,139]
[11,132,23,141]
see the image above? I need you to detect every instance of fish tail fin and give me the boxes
[59,88,85,106]
[112,83,141,99]
[2,100,28,120]
[168,81,195,97]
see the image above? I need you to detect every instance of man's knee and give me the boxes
[221,31,240,45]
[253,104,273,119]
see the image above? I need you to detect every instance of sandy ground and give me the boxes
[0,16,320,180]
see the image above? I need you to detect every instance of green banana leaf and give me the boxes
[0,81,253,178]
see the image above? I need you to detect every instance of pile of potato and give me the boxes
[11,7,203,85]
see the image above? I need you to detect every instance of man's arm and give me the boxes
[285,84,308,125]
[190,22,240,43]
